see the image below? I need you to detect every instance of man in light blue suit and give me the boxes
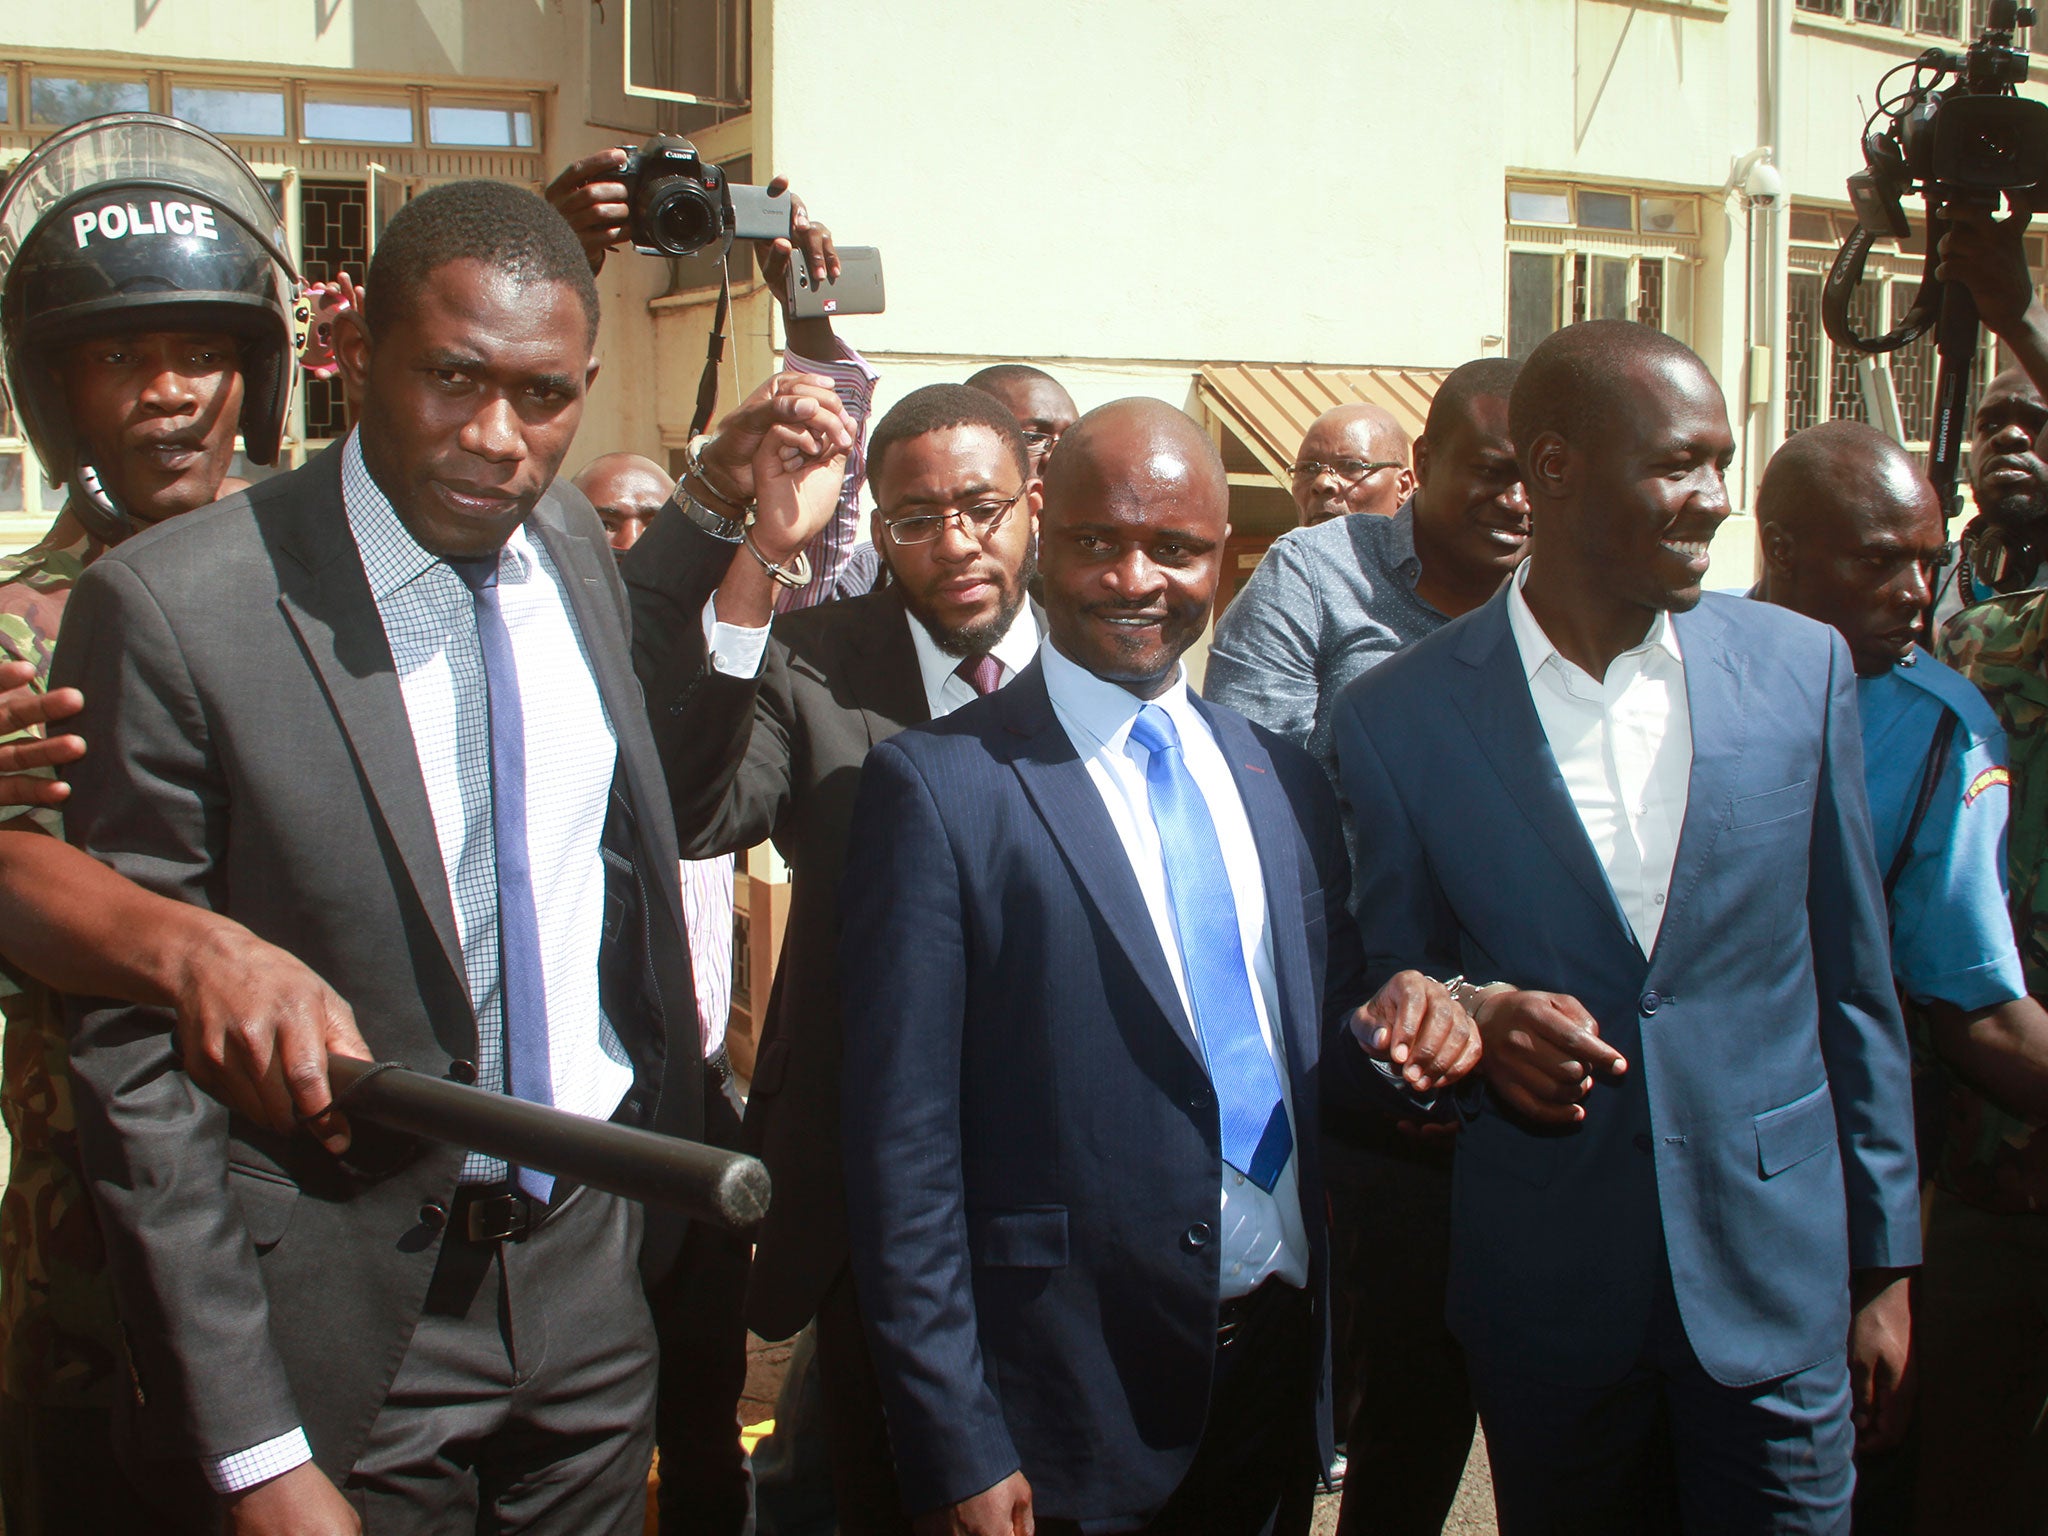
[1332,321,1919,1534]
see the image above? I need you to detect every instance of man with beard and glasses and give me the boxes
[1333,322,1917,1534]
[1289,403,1414,525]
[1204,357,1524,1536]
[627,383,1043,1534]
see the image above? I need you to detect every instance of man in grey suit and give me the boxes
[50,182,775,1535]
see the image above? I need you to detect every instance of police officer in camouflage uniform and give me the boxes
[1931,589,2048,1533]
[0,111,304,1535]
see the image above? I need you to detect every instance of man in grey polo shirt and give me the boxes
[1203,353,1525,1536]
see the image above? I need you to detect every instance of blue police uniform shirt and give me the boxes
[1861,646,2028,1010]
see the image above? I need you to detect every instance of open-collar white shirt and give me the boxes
[1505,563,1693,954]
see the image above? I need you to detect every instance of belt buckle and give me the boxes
[465,1191,534,1243]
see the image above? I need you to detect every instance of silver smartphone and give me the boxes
[788,245,886,319]
[726,183,793,241]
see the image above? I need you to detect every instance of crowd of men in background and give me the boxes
[0,112,2043,1536]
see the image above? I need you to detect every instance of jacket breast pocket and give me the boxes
[1728,780,1811,830]
[967,1206,1069,1269]
[1755,1084,1836,1178]
[227,1161,301,1253]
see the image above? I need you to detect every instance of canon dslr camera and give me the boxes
[616,135,791,257]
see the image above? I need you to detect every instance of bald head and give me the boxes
[1292,403,1413,523]
[574,452,672,552]
[1757,420,1934,538]
[1038,398,1230,698]
[967,363,1079,479]
[1758,421,1944,676]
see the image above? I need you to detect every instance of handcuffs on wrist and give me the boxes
[675,432,814,590]
[1443,974,1512,1023]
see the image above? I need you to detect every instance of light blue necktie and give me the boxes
[1127,704,1291,1192]
[452,554,555,1203]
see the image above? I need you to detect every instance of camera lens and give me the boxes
[636,174,725,256]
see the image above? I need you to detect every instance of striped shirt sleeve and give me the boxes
[778,339,879,614]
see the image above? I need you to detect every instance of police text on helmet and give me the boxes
[71,201,219,247]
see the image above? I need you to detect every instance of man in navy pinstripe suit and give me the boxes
[838,399,1483,1536]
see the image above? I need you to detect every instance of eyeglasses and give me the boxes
[881,492,1025,546]
[1289,456,1405,484]
[1020,429,1060,453]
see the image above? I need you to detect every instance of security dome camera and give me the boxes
[1745,157,1786,206]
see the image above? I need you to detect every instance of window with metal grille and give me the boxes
[1505,182,1700,361]
[1787,207,1999,456]
[300,181,369,442]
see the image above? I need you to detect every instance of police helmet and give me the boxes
[0,113,302,535]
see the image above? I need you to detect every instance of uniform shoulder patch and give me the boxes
[1965,766,2012,806]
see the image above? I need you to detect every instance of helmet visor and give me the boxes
[0,112,294,278]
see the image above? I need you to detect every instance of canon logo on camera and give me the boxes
[71,199,221,248]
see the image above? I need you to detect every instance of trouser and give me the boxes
[1913,1186,2048,1535]
[1039,1278,1320,1536]
[1470,1258,1855,1536]
[1325,1139,1473,1536]
[0,1394,150,1536]
[650,1072,755,1536]
[812,1264,911,1535]
[345,1185,658,1535]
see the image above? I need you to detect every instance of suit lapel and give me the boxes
[1656,602,1745,953]
[1196,699,1317,1082]
[1000,665,1205,1068]
[841,588,931,740]
[1448,592,1637,946]
[271,451,467,992]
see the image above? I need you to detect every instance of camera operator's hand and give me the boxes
[1936,197,2042,339]
[696,370,855,509]
[546,149,633,275]
[753,179,840,306]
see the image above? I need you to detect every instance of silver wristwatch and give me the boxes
[676,489,747,544]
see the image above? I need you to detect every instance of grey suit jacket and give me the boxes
[625,509,928,1338]
[49,444,704,1480]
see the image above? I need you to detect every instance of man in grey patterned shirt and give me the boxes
[1202,354,1525,1536]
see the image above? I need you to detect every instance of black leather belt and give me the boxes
[1216,1277,1301,1346]
[452,1184,551,1243]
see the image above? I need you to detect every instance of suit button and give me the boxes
[1639,991,1662,1016]
[447,1059,477,1085]
[1183,1221,1214,1251]
[418,1201,448,1231]
[1632,1133,1653,1153]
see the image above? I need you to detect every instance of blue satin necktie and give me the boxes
[452,554,555,1202]
[1127,705,1292,1192]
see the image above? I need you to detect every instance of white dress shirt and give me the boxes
[343,432,631,1154]
[1040,641,1310,1298]
[703,591,1040,721]
[1505,564,1693,953]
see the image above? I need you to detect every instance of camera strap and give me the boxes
[687,253,732,441]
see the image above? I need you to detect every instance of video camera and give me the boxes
[1823,0,2048,516]
[615,134,791,257]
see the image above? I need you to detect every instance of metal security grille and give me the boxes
[299,181,369,441]
[1830,281,1882,422]
[1787,273,1824,435]
[1638,261,1665,333]
[1916,0,1960,33]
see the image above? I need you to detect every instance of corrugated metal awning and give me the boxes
[1196,363,1451,479]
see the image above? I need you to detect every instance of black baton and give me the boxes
[328,1056,769,1232]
